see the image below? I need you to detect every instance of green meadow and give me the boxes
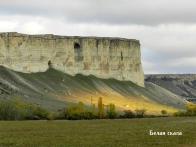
[0,117,195,147]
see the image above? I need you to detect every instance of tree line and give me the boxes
[0,97,196,120]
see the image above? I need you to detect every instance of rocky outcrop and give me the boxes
[0,32,144,87]
[145,74,196,99]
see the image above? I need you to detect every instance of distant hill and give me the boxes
[145,74,196,102]
[0,66,186,114]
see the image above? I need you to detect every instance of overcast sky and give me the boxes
[0,0,196,74]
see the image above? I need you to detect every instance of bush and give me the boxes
[174,111,187,117]
[0,100,20,120]
[0,99,50,120]
[64,106,82,120]
[161,110,168,116]
[121,109,148,118]
[186,103,196,116]
[62,102,97,120]
[174,103,196,117]
[81,111,97,119]
[135,109,146,118]
[121,110,135,118]
[31,106,50,120]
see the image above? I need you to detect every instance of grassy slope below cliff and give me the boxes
[0,66,186,114]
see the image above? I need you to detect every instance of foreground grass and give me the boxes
[0,117,195,147]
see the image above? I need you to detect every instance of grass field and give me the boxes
[0,117,196,147]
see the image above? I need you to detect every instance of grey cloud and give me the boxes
[142,48,196,74]
[0,1,196,74]
[1,0,196,25]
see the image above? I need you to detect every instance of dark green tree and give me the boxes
[98,97,104,119]
[106,103,117,119]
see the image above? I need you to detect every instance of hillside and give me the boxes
[0,66,186,114]
[146,74,196,102]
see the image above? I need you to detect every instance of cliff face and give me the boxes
[0,32,144,87]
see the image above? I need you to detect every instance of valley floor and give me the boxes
[0,117,195,147]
